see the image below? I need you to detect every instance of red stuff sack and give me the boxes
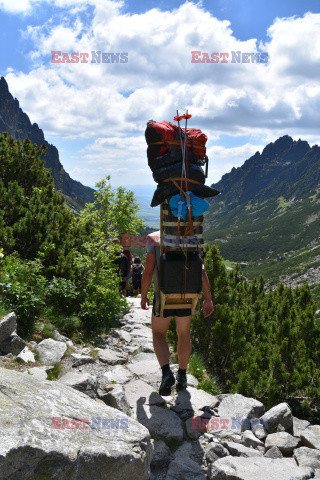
[145,120,207,160]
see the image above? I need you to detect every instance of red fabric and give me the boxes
[146,121,207,158]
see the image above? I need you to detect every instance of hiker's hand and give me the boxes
[141,296,150,310]
[203,299,214,317]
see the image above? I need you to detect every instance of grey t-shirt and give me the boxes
[146,240,161,315]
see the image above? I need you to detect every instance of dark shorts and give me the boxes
[133,279,141,290]
[152,295,192,318]
[120,280,127,290]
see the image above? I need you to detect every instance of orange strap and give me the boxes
[161,177,202,185]
[148,139,203,148]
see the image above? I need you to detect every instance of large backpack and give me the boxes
[132,264,143,280]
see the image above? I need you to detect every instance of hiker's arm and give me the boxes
[130,265,133,275]
[202,265,214,317]
[141,253,155,309]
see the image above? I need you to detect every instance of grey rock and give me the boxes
[250,418,268,439]
[137,404,184,442]
[99,383,131,415]
[294,446,320,469]
[0,331,26,355]
[265,432,300,455]
[0,366,152,480]
[151,440,171,467]
[58,371,98,398]
[171,386,219,415]
[130,352,157,363]
[217,393,265,432]
[209,429,243,445]
[104,364,132,384]
[0,312,17,343]
[185,415,207,439]
[301,425,320,449]
[114,329,132,343]
[264,445,283,458]
[16,346,35,363]
[97,348,127,364]
[293,417,310,437]
[24,367,48,381]
[28,340,37,349]
[205,442,229,463]
[127,360,161,387]
[208,456,314,480]
[70,353,95,367]
[260,402,293,433]
[124,379,165,413]
[34,338,67,365]
[222,441,263,458]
[166,456,206,480]
[242,430,264,448]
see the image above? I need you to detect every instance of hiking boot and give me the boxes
[159,370,175,396]
[175,373,187,391]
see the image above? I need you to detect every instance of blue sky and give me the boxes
[0,0,320,190]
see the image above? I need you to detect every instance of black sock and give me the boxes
[161,364,171,376]
[178,368,187,377]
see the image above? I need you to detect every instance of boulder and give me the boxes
[97,348,127,364]
[293,417,310,438]
[265,432,300,455]
[260,402,293,433]
[137,403,183,442]
[24,367,48,381]
[294,446,320,469]
[0,331,26,355]
[98,384,131,416]
[217,394,264,432]
[58,372,98,399]
[222,441,263,458]
[166,456,206,480]
[0,312,17,343]
[242,430,264,449]
[264,445,283,459]
[170,386,219,415]
[205,442,229,463]
[0,366,152,480]
[151,439,171,467]
[250,418,268,439]
[186,415,207,439]
[34,338,67,365]
[124,379,165,413]
[301,425,320,450]
[104,364,132,384]
[208,456,314,480]
[70,353,95,367]
[16,346,35,363]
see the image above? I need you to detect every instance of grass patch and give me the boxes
[188,352,222,396]
[46,362,62,380]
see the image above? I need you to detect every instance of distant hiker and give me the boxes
[115,248,129,297]
[130,256,144,296]
[140,231,214,396]
[123,248,133,294]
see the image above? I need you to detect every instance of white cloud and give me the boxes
[2,2,320,186]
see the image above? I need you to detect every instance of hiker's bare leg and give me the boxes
[152,312,173,367]
[175,315,192,370]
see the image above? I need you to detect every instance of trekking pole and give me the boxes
[181,111,192,218]
[174,110,187,233]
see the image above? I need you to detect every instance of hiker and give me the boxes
[115,248,129,297]
[140,231,214,396]
[123,248,133,295]
[130,256,144,296]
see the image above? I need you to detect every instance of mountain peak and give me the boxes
[0,76,9,94]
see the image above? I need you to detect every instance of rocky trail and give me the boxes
[1,297,320,479]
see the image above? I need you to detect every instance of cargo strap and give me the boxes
[148,138,204,150]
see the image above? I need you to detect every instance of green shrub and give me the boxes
[46,277,80,314]
[191,243,320,421]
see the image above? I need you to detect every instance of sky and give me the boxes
[0,0,320,190]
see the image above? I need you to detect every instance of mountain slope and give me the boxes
[204,135,320,302]
[0,77,94,210]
